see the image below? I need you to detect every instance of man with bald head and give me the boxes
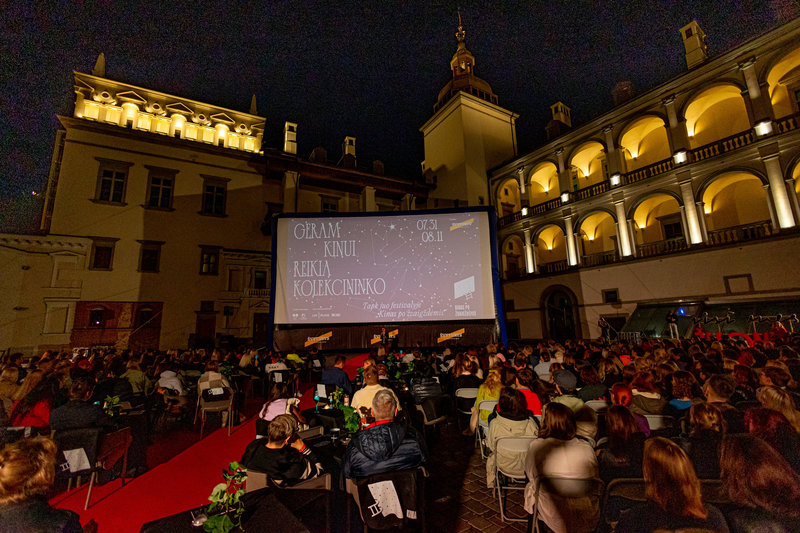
[343,389,426,478]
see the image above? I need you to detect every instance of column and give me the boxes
[786,177,800,223]
[679,179,704,244]
[555,148,571,196]
[401,193,413,211]
[501,252,508,279]
[696,201,709,243]
[762,155,797,228]
[627,219,638,256]
[282,171,298,213]
[680,205,692,246]
[523,229,535,274]
[603,125,621,175]
[764,184,779,229]
[564,215,578,266]
[662,96,688,153]
[739,58,772,124]
[517,168,528,207]
[613,200,633,257]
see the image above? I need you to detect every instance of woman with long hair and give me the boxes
[610,382,650,436]
[745,407,800,473]
[597,405,645,483]
[467,369,502,434]
[757,385,800,433]
[629,371,667,415]
[0,437,82,532]
[524,403,601,533]
[256,382,305,438]
[680,401,725,478]
[9,373,60,429]
[720,434,800,532]
[617,437,730,532]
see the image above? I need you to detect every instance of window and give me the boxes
[321,196,339,213]
[254,270,267,289]
[137,240,163,272]
[685,28,693,38]
[602,289,620,304]
[137,308,154,327]
[201,176,228,216]
[89,238,118,270]
[89,308,106,328]
[94,159,133,204]
[200,246,220,275]
[145,166,177,209]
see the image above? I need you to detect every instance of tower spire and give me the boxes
[456,11,465,44]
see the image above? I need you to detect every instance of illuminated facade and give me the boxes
[0,60,429,354]
[491,19,800,340]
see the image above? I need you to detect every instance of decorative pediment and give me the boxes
[117,91,147,105]
[166,101,194,115]
[210,112,235,125]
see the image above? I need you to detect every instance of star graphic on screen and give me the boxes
[389,224,396,230]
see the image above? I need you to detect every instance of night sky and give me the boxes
[0,1,792,233]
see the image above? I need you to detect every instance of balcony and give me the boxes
[539,260,569,275]
[244,288,270,298]
[690,129,755,163]
[581,250,619,267]
[636,237,689,258]
[707,220,773,246]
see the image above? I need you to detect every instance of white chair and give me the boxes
[643,414,674,432]
[455,387,479,416]
[475,399,498,459]
[494,435,537,523]
[585,400,610,413]
[528,475,604,533]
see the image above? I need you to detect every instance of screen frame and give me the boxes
[267,206,507,347]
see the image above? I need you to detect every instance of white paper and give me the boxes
[316,384,327,399]
[63,448,91,473]
[274,373,283,383]
[367,480,403,519]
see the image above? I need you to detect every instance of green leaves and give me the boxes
[204,464,248,532]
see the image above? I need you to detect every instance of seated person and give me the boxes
[485,387,538,488]
[515,368,542,416]
[0,437,82,532]
[321,356,353,396]
[343,390,426,479]
[92,357,134,404]
[256,383,304,438]
[50,378,107,432]
[240,414,322,487]
[350,367,400,422]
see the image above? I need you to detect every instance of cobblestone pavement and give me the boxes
[424,422,531,533]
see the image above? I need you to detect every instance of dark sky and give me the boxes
[0,1,791,233]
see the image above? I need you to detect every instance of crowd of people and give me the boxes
[2,331,800,531]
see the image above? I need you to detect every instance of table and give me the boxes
[140,488,318,533]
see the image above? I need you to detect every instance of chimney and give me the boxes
[612,81,634,106]
[340,136,356,169]
[372,160,385,175]
[681,21,708,69]
[283,122,297,155]
[545,101,572,141]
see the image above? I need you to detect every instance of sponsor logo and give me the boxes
[449,218,474,231]
[304,331,333,347]
[437,328,465,343]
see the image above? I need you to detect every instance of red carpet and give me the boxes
[50,418,258,532]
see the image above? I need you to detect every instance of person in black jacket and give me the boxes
[50,377,107,432]
[344,389,426,479]
[240,414,322,486]
[0,437,82,533]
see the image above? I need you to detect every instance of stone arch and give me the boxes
[500,233,525,279]
[629,191,685,245]
[698,170,772,232]
[680,81,750,149]
[566,140,607,190]
[626,189,683,220]
[763,45,800,119]
[527,161,560,206]
[617,114,671,171]
[577,209,618,258]
[540,284,579,341]
[695,166,768,201]
[496,177,521,217]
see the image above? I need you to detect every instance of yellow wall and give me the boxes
[768,46,800,118]
[703,174,770,230]
[536,225,567,263]
[569,142,606,188]
[619,116,670,170]
[685,86,750,148]
[528,162,559,205]
[579,212,616,255]
[497,178,521,213]
[633,195,681,243]
[502,236,525,276]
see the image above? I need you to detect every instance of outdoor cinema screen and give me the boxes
[272,209,498,325]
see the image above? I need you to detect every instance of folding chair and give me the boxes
[195,384,234,438]
[527,475,603,533]
[269,369,296,396]
[53,427,103,510]
[475,399,498,459]
[643,414,675,437]
[346,467,427,532]
[246,471,333,531]
[455,387,479,429]
[601,478,647,531]
[585,400,610,413]
[494,435,537,522]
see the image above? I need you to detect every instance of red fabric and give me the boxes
[364,419,393,430]
[11,399,51,427]
[517,388,542,415]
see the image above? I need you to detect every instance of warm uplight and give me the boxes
[543,186,549,193]
[704,205,712,214]
[638,223,646,230]
[610,173,621,186]
[547,245,553,251]
[673,150,688,164]
[521,207,528,216]
[755,120,773,137]
[588,235,595,242]
[560,192,570,203]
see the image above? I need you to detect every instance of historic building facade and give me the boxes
[491,19,800,340]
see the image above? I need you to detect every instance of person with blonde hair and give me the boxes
[466,369,502,434]
[757,385,800,433]
[0,436,82,531]
[617,437,729,532]
[679,401,725,478]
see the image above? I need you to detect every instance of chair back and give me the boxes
[455,387,479,414]
[269,370,293,385]
[644,414,674,434]
[585,400,610,413]
[411,378,443,404]
[602,478,647,527]
[97,427,133,470]
[246,469,332,493]
[477,400,498,430]
[455,387,479,400]
[494,436,537,478]
[351,467,425,530]
[53,427,103,476]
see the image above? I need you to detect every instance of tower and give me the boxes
[681,21,708,69]
[420,15,519,207]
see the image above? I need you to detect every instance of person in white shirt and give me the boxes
[350,367,399,419]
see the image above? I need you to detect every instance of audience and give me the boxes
[50,378,106,432]
[321,356,353,396]
[597,405,644,483]
[485,387,537,488]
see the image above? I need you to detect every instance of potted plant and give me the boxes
[200,462,247,533]
[103,395,121,416]
[329,389,360,433]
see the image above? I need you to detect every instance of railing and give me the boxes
[497,196,562,228]
[539,260,569,274]
[581,250,619,267]
[244,288,270,298]
[636,237,689,258]
[707,220,773,246]
[775,111,800,134]
[575,180,610,200]
[625,156,674,184]
[690,128,755,163]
